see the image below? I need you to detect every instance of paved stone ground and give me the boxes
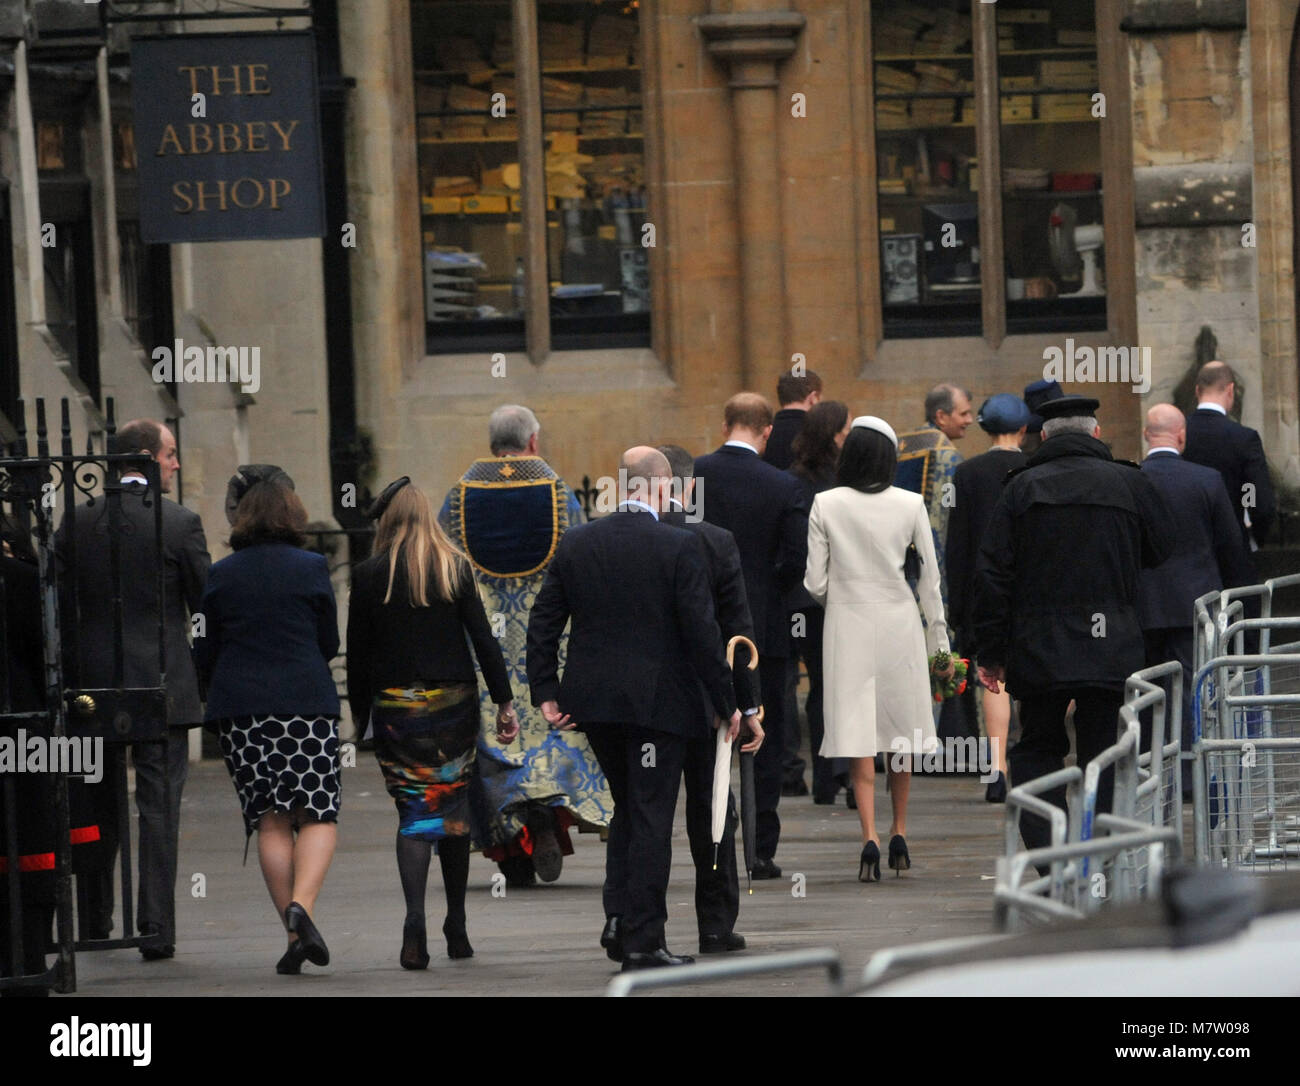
[71,757,1006,997]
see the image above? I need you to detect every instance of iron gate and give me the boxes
[0,397,169,993]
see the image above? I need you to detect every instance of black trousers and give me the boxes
[1143,627,1195,797]
[79,727,187,944]
[583,723,688,955]
[682,731,739,939]
[780,656,805,784]
[1010,689,1124,852]
[757,657,787,861]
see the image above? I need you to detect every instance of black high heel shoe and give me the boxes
[985,772,1007,804]
[858,841,881,883]
[443,917,474,960]
[284,902,330,966]
[888,835,911,875]
[401,916,430,970]
[276,940,307,975]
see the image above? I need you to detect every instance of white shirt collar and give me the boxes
[1146,447,1180,456]
[620,499,658,520]
[1198,402,1228,416]
[121,472,149,485]
[724,439,758,454]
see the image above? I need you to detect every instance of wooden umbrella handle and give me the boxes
[726,634,759,671]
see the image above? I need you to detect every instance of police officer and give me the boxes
[970,396,1175,850]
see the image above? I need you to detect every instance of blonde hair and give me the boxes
[371,485,466,606]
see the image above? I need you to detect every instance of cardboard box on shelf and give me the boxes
[447,84,492,112]
[1000,104,1035,122]
[1000,75,1036,91]
[550,131,580,154]
[548,113,581,132]
[539,21,584,67]
[480,165,520,194]
[542,77,584,107]
[432,176,477,197]
[463,195,509,214]
[422,196,464,215]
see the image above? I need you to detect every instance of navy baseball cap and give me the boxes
[977,394,1031,435]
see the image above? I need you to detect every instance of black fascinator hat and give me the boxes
[225,464,295,526]
[367,476,411,522]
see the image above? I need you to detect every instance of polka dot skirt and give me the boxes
[217,714,341,834]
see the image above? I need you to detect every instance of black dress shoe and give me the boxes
[813,791,837,805]
[443,916,474,960]
[599,916,623,963]
[621,947,694,972]
[699,932,746,954]
[781,778,809,797]
[139,925,173,960]
[845,788,858,810]
[887,835,911,876]
[984,772,1007,804]
[284,902,329,966]
[276,941,307,975]
[751,858,782,880]
[401,916,430,970]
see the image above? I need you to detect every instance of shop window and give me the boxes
[411,0,650,354]
[997,1,1105,334]
[34,78,99,402]
[872,0,1109,339]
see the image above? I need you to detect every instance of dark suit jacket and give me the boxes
[526,508,735,739]
[762,408,806,471]
[346,553,512,734]
[663,505,760,711]
[57,484,210,727]
[1183,406,1276,550]
[693,445,810,658]
[1137,451,1252,630]
[946,447,1025,641]
[195,542,339,721]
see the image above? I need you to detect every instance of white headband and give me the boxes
[851,415,898,449]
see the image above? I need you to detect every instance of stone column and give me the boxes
[696,6,804,390]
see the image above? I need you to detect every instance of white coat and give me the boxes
[804,485,950,758]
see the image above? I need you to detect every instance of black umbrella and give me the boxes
[714,635,760,893]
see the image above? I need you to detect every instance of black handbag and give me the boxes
[903,542,922,585]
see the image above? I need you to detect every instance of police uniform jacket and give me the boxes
[971,432,1175,695]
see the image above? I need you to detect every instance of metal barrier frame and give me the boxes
[1192,650,1300,870]
[605,947,843,997]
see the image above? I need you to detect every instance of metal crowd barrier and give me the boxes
[605,947,844,997]
[1192,644,1300,873]
[1193,574,1300,675]
[993,718,1179,932]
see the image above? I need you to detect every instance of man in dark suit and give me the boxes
[658,444,763,956]
[762,369,822,471]
[58,419,210,959]
[526,446,743,971]
[1183,361,1276,571]
[1139,405,1251,797]
[694,393,810,877]
[762,370,821,796]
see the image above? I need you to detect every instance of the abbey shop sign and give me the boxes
[131,32,325,243]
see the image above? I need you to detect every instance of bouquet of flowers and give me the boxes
[929,650,970,703]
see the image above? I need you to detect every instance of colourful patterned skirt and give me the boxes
[372,683,479,841]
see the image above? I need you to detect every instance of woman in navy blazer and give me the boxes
[195,480,341,976]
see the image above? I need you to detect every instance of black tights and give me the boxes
[395,832,469,929]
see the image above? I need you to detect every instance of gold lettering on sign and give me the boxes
[161,58,302,215]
